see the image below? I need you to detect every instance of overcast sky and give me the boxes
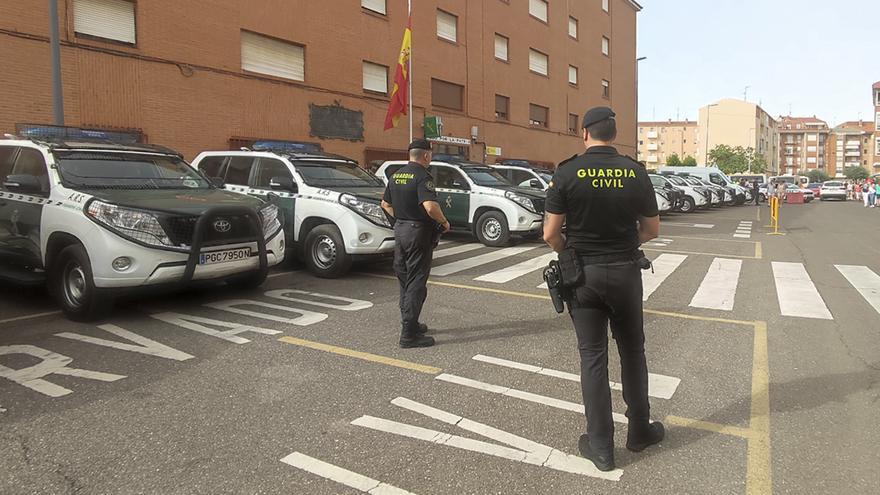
[636,0,880,125]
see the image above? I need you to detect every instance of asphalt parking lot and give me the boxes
[2,201,879,494]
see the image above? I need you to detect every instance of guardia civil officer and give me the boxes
[543,107,665,472]
[381,139,450,348]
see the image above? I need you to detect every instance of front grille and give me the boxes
[531,197,545,213]
[161,214,260,248]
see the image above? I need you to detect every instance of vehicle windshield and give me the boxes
[538,172,553,183]
[649,176,668,187]
[824,181,843,187]
[296,160,383,188]
[54,151,210,190]
[666,176,689,186]
[683,177,705,186]
[462,166,511,187]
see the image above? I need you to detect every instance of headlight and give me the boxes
[259,203,283,240]
[505,191,537,213]
[339,193,391,228]
[87,200,173,247]
[655,189,669,200]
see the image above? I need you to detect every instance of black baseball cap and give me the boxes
[408,139,432,151]
[582,106,616,129]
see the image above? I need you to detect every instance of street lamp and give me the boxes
[704,103,719,165]
[747,127,756,173]
[48,0,64,125]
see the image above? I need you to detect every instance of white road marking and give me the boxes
[56,324,194,361]
[263,290,373,311]
[663,222,714,229]
[733,234,751,239]
[432,243,483,260]
[0,311,62,325]
[352,397,622,481]
[280,452,416,495]
[0,345,125,397]
[204,299,328,326]
[642,254,688,301]
[835,265,880,315]
[771,262,832,319]
[435,373,629,424]
[689,258,742,311]
[537,281,548,289]
[432,246,539,276]
[472,354,680,400]
[150,312,282,344]
[474,252,557,283]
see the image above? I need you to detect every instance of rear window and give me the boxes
[824,182,843,187]
[383,164,404,179]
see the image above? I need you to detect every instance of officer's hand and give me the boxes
[441,221,451,233]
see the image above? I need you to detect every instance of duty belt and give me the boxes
[578,251,639,266]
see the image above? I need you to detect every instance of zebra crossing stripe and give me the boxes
[642,254,688,301]
[432,246,539,277]
[771,262,832,320]
[835,265,880,315]
[280,452,415,494]
[689,258,742,311]
[432,243,483,260]
[475,252,557,283]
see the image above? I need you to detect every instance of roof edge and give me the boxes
[627,0,644,11]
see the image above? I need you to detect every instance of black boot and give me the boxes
[416,323,429,334]
[577,434,615,472]
[626,421,665,452]
[399,327,435,348]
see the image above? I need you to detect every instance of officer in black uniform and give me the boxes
[543,107,665,472]
[381,139,450,348]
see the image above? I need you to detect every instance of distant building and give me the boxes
[636,120,698,165]
[830,121,875,177]
[777,116,830,176]
[697,99,779,173]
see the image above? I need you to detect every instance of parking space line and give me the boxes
[278,336,441,375]
[0,310,61,325]
[280,452,416,494]
[664,416,753,439]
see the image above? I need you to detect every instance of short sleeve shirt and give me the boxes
[545,146,658,256]
[382,162,438,222]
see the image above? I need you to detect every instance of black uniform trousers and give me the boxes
[393,221,435,332]
[568,260,651,452]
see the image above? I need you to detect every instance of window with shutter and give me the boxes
[494,34,509,61]
[569,114,579,134]
[602,36,610,55]
[568,66,578,85]
[363,62,388,94]
[73,0,136,44]
[529,104,549,128]
[529,0,548,22]
[603,0,610,12]
[432,79,464,111]
[568,17,578,38]
[361,0,386,15]
[602,79,610,98]
[437,10,458,42]
[241,31,305,82]
[495,95,509,120]
[529,49,548,76]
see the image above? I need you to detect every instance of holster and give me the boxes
[557,247,584,289]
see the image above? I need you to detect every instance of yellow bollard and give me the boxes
[767,196,785,236]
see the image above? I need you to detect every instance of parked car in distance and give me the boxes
[784,183,813,203]
[807,183,822,196]
[819,181,847,201]
[654,187,673,214]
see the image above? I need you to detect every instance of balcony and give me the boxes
[647,143,659,151]
[647,131,659,139]
[845,151,861,157]
[646,155,659,163]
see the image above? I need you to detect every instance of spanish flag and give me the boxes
[383,16,412,131]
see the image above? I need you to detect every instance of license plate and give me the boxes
[199,248,251,265]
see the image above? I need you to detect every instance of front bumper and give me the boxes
[821,191,846,199]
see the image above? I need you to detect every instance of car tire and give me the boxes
[51,244,110,322]
[225,270,268,290]
[304,224,352,278]
[679,196,696,213]
[475,210,511,247]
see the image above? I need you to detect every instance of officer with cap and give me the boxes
[543,106,665,471]
[381,139,450,348]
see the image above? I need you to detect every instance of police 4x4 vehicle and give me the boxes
[376,155,545,246]
[0,128,284,321]
[192,142,393,278]
[491,163,554,191]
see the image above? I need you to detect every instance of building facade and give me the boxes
[696,99,779,173]
[636,120,697,166]
[777,116,830,176]
[830,121,876,177]
[0,0,641,166]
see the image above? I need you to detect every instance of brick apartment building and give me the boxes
[696,99,779,173]
[777,116,830,176]
[826,81,880,177]
[636,120,697,165]
[0,0,641,166]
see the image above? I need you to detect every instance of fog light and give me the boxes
[519,216,526,224]
[358,233,371,243]
[112,257,132,272]
[279,238,285,251]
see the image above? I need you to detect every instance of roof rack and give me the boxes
[251,140,323,153]
[15,123,144,144]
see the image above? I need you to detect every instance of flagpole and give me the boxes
[407,0,413,143]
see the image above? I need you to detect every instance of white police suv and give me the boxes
[192,142,394,278]
[490,163,554,191]
[0,128,284,321]
[376,155,545,246]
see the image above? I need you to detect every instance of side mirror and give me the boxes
[529,179,542,188]
[4,175,43,194]
[209,176,226,188]
[270,176,298,193]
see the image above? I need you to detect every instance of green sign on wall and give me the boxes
[423,116,442,139]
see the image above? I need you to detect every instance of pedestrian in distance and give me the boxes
[543,106,664,472]
[776,182,787,203]
[874,182,880,207]
[867,181,876,208]
[380,139,450,348]
[752,180,760,206]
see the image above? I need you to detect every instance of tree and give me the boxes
[681,155,698,166]
[708,145,765,174]
[806,169,830,183]
[843,166,869,181]
[666,153,682,166]
[743,147,767,174]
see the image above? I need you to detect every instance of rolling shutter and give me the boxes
[73,0,136,44]
[529,0,548,22]
[529,49,548,76]
[494,34,508,61]
[361,0,386,15]
[437,10,457,42]
[362,62,388,93]
[241,31,305,82]
[568,17,578,38]
[568,66,578,85]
